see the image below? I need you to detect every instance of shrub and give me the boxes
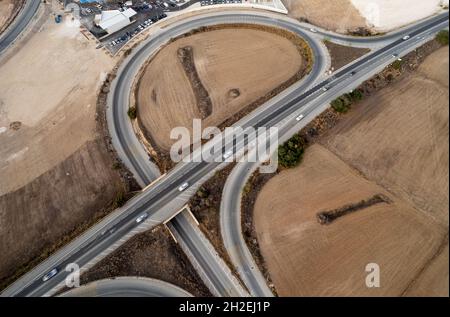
[127,106,137,120]
[331,97,350,113]
[392,59,403,70]
[349,89,363,101]
[436,30,449,46]
[113,191,126,208]
[331,89,364,113]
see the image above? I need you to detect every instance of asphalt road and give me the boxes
[167,210,248,297]
[0,0,40,55]
[220,14,450,296]
[59,277,193,297]
[106,12,329,298]
[2,11,325,297]
[2,9,448,297]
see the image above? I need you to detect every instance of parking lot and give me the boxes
[69,0,252,54]
[200,0,243,6]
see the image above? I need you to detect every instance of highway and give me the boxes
[0,0,40,55]
[167,210,248,297]
[1,7,448,297]
[59,277,193,297]
[220,15,450,296]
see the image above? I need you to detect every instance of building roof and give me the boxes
[96,8,137,30]
[122,8,137,19]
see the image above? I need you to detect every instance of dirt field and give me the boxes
[81,226,211,297]
[324,41,370,70]
[253,47,449,296]
[282,0,367,34]
[282,0,447,33]
[0,12,115,195]
[0,140,126,288]
[0,5,128,288]
[137,26,304,151]
[254,145,447,296]
[0,0,23,35]
[322,46,449,226]
[351,0,447,32]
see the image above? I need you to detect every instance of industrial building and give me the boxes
[94,8,137,34]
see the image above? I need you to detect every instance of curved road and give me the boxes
[2,8,448,297]
[2,10,327,297]
[106,11,329,297]
[59,277,193,297]
[220,13,450,296]
[0,0,40,55]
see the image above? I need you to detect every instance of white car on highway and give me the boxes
[178,182,189,192]
[42,268,58,282]
[296,114,305,121]
[135,212,148,223]
[402,35,411,40]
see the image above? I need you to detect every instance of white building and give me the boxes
[95,8,137,34]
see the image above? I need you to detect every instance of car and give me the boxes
[310,28,318,33]
[135,212,148,223]
[295,114,304,121]
[223,150,233,160]
[402,35,410,40]
[178,182,189,192]
[42,268,58,282]
[322,86,328,92]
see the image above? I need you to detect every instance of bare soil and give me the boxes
[282,0,368,34]
[0,8,136,290]
[0,0,24,35]
[0,13,116,195]
[136,24,308,155]
[403,239,449,297]
[254,145,447,296]
[248,42,448,296]
[81,226,211,297]
[322,46,449,226]
[324,40,370,70]
[0,139,129,290]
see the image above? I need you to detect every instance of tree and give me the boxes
[278,134,306,168]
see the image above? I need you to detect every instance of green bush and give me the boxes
[331,89,364,113]
[127,106,137,120]
[436,30,449,46]
[331,97,350,113]
[278,134,306,168]
[392,59,403,70]
[349,89,363,101]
